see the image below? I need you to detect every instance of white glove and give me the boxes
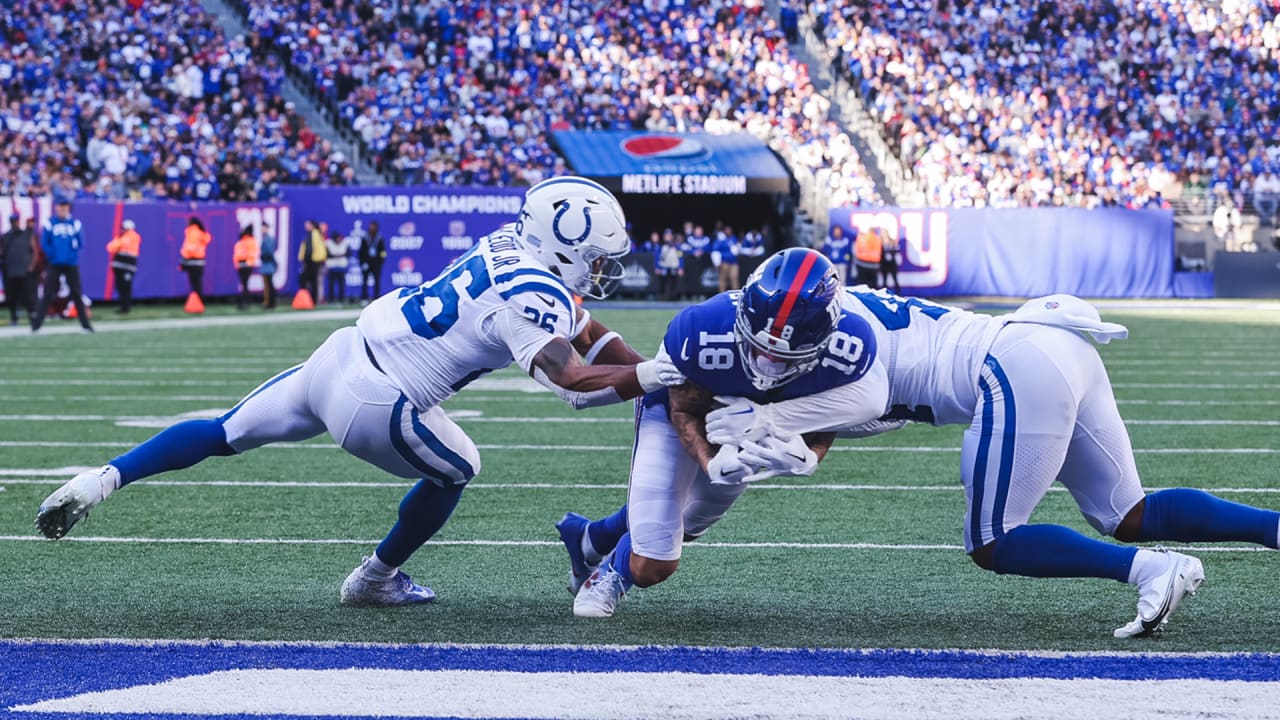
[707,444,753,485]
[705,395,772,445]
[737,434,819,480]
[635,342,687,393]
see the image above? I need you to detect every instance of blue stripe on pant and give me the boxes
[388,395,474,486]
[968,355,1017,551]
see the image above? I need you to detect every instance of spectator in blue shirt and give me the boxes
[31,199,92,333]
[681,225,711,258]
[821,224,852,285]
[711,226,741,292]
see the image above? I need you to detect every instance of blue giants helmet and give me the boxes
[735,248,842,390]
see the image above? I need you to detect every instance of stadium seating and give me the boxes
[0,0,355,201]
[808,0,1280,211]
[236,0,883,204]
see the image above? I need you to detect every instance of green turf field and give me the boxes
[1,303,1278,652]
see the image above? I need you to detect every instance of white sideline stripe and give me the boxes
[1,440,1278,454]
[5,477,1280,496]
[12,669,1279,720]
[0,535,1270,553]
[3,414,1280,427]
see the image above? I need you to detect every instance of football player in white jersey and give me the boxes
[707,288,1280,638]
[34,177,684,606]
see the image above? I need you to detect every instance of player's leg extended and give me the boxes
[964,338,1139,581]
[557,402,643,593]
[330,338,480,606]
[574,401,702,617]
[34,345,330,539]
[975,327,1202,637]
[1088,373,1280,548]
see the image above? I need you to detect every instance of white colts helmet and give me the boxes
[515,176,630,299]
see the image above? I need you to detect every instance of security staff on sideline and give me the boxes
[233,226,259,310]
[853,225,882,288]
[32,199,93,333]
[180,216,212,303]
[107,219,141,314]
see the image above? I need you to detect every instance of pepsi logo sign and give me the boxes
[621,135,712,161]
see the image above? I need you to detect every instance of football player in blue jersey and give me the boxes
[34,177,685,607]
[559,248,886,618]
[706,288,1280,638]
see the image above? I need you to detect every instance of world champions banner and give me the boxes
[0,187,526,301]
[280,186,526,293]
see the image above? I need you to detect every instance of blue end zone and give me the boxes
[4,640,1279,719]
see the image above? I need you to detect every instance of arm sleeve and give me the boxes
[768,361,891,437]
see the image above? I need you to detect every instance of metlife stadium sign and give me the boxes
[552,130,789,194]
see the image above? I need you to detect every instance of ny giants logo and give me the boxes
[845,210,949,288]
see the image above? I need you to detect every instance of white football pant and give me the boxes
[627,401,749,561]
[220,326,479,486]
[962,323,1144,552]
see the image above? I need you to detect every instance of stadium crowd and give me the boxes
[0,0,357,202]
[810,0,1280,213]
[239,0,882,204]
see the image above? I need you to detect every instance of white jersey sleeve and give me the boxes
[766,360,891,437]
[491,305,564,373]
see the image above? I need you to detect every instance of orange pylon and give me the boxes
[184,292,205,314]
[291,288,315,310]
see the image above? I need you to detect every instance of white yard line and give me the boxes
[0,440,1277,454]
[0,535,1270,553]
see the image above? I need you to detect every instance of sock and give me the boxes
[1126,548,1167,587]
[609,532,636,591]
[375,480,465,567]
[580,531,603,566]
[364,554,398,581]
[110,419,236,486]
[587,505,628,558]
[1140,488,1280,549]
[990,524,1136,583]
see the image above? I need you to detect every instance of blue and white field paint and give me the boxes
[3,639,1279,720]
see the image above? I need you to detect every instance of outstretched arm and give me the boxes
[570,306,646,367]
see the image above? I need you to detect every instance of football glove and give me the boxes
[836,418,909,439]
[737,434,819,480]
[705,395,772,445]
[707,444,753,485]
[635,342,687,393]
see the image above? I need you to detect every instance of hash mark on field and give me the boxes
[0,535,1271,553]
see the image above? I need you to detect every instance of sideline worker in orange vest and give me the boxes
[853,227,882,288]
[180,216,212,302]
[233,226,260,311]
[107,219,141,314]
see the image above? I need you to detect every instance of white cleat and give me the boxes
[339,557,437,607]
[573,564,628,618]
[35,465,121,539]
[1114,551,1205,638]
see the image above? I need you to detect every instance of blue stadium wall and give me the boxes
[829,207,1207,298]
[0,194,1211,300]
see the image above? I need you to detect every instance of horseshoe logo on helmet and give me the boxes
[552,202,592,245]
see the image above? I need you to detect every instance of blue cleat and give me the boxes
[340,557,437,607]
[556,512,596,595]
